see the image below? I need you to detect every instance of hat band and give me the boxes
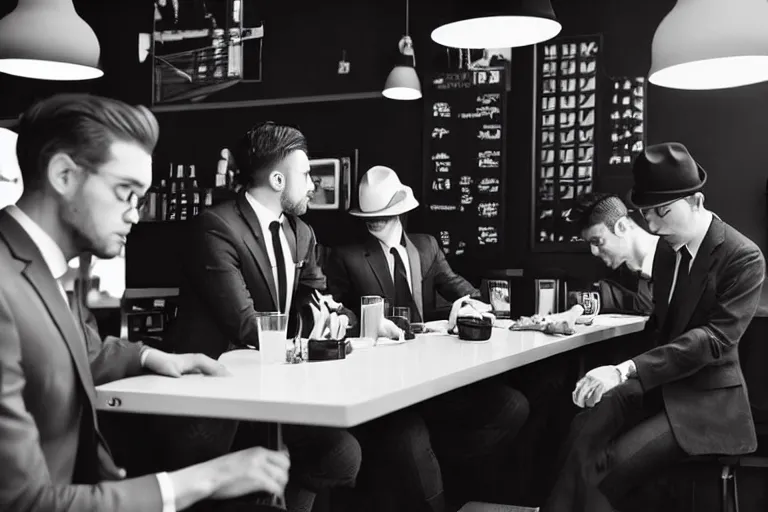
[361,189,407,215]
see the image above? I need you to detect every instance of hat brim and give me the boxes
[349,188,419,217]
[626,164,707,209]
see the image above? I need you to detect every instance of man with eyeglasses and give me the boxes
[544,142,766,512]
[0,94,291,512]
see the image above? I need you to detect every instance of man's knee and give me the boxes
[314,429,362,488]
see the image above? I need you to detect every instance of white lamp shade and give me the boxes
[649,0,768,90]
[383,66,422,100]
[431,16,561,49]
[431,0,561,49]
[0,0,102,80]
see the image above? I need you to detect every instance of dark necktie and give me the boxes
[390,246,422,323]
[670,246,691,304]
[269,221,287,313]
[665,246,692,330]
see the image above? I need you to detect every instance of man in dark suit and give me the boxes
[566,193,667,316]
[0,94,290,512]
[544,142,766,512]
[325,166,530,511]
[169,122,361,512]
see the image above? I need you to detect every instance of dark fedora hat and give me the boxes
[627,142,707,209]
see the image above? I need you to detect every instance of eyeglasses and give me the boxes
[78,163,147,213]
[113,183,148,212]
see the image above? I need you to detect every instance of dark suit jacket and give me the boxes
[635,217,765,455]
[169,191,327,359]
[0,210,161,511]
[598,240,674,316]
[325,232,479,322]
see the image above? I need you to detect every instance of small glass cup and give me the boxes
[255,312,289,364]
[360,295,384,344]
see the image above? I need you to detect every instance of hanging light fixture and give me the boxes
[383,0,421,101]
[0,0,103,80]
[649,0,768,90]
[431,0,561,49]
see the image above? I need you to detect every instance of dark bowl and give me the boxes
[307,338,351,361]
[457,316,493,342]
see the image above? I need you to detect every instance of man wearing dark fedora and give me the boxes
[543,142,766,512]
[325,165,530,511]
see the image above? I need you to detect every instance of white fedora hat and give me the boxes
[350,165,419,217]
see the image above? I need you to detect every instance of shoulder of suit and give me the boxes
[719,219,761,256]
[405,232,435,246]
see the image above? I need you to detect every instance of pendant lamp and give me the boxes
[0,0,103,80]
[383,0,421,100]
[431,0,561,49]
[649,0,768,90]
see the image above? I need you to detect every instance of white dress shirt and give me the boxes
[639,236,660,280]
[668,211,714,304]
[245,192,296,314]
[375,221,413,291]
[5,205,176,512]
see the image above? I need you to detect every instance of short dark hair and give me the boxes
[567,193,629,232]
[232,121,308,188]
[15,94,159,191]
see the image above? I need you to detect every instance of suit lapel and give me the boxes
[652,239,675,328]
[283,215,303,294]
[403,234,424,320]
[0,212,96,405]
[364,235,395,300]
[669,218,725,336]
[236,191,279,309]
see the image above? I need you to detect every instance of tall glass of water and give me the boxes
[255,312,289,364]
[360,295,384,345]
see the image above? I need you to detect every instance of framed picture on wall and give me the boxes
[485,279,511,319]
[308,158,342,210]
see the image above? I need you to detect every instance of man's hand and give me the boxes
[378,317,404,340]
[572,365,621,408]
[143,349,231,378]
[209,447,290,500]
[448,296,494,331]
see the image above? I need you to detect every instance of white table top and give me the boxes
[95,314,646,427]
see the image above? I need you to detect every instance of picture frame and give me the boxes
[534,278,560,316]
[308,158,342,210]
[485,279,511,319]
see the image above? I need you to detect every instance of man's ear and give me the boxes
[46,153,80,197]
[614,216,630,236]
[269,170,285,191]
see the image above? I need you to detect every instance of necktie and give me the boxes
[390,247,422,323]
[269,221,287,313]
[670,246,691,305]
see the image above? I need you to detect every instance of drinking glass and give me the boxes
[360,295,384,344]
[255,312,289,364]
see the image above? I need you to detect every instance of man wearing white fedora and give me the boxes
[326,165,530,511]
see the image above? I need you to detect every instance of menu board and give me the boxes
[533,35,601,249]
[609,76,645,166]
[422,68,507,265]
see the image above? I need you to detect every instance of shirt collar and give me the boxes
[245,191,284,234]
[5,205,69,280]
[639,236,660,279]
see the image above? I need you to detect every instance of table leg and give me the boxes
[267,422,287,510]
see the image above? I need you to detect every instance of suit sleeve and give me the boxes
[426,236,480,301]
[183,211,262,351]
[634,245,766,392]
[598,276,653,315]
[75,295,143,386]
[0,287,163,512]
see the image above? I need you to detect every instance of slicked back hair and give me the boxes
[232,121,308,188]
[16,93,159,191]
[567,193,630,233]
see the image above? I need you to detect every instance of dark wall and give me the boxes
[3,0,768,311]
